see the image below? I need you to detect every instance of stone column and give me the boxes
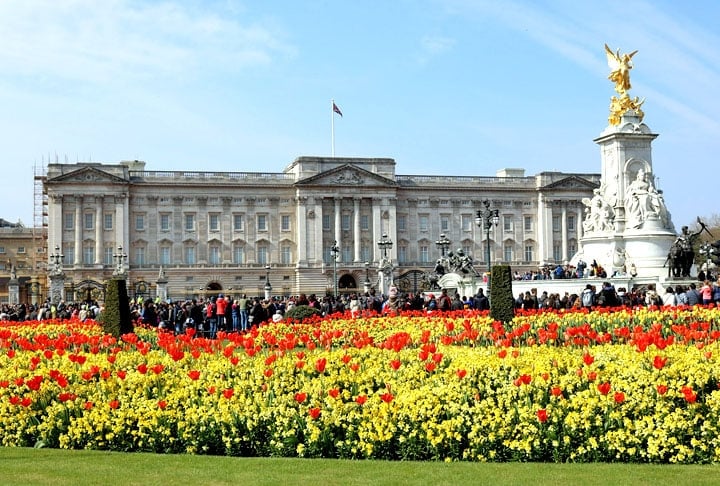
[372,198,382,262]
[95,196,103,265]
[334,198,342,263]
[74,196,82,266]
[536,193,546,263]
[353,198,361,262]
[296,197,308,264]
[561,203,568,262]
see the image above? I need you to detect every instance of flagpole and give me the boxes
[331,99,336,157]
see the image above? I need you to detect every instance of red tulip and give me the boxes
[328,388,340,399]
[188,370,201,380]
[656,384,668,395]
[653,355,667,370]
[536,409,548,423]
[597,382,611,395]
[295,392,307,403]
[380,393,394,403]
[308,407,321,420]
[315,358,327,373]
[456,369,467,379]
[390,359,401,370]
[223,388,234,399]
[614,392,625,404]
[583,353,595,366]
[158,400,168,409]
[355,395,367,405]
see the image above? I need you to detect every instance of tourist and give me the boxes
[700,280,713,305]
[686,283,701,306]
[581,284,595,309]
[661,286,678,307]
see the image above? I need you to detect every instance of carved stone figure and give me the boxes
[582,188,615,233]
[624,169,669,229]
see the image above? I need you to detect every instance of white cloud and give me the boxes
[0,0,292,86]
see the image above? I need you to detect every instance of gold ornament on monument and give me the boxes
[605,44,645,125]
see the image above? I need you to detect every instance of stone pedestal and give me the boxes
[49,274,66,304]
[579,112,676,280]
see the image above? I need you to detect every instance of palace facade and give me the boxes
[42,157,599,301]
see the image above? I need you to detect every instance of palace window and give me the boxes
[419,215,429,232]
[209,245,221,265]
[257,215,267,232]
[233,245,245,264]
[209,214,220,232]
[233,214,245,231]
[281,215,291,231]
[281,245,291,264]
[420,245,429,263]
[185,214,195,232]
[524,245,534,262]
[524,216,533,232]
[504,244,513,262]
[185,246,196,265]
[257,246,268,265]
[160,246,171,265]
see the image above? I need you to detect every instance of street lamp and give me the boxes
[330,240,340,297]
[50,245,64,274]
[376,233,394,295]
[112,245,127,277]
[264,265,272,300]
[475,200,500,273]
[435,233,451,258]
[377,233,393,259]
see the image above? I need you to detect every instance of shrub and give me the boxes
[99,278,134,338]
[489,265,515,323]
[284,305,322,322]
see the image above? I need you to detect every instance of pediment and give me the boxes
[49,166,128,184]
[541,176,599,191]
[295,164,397,187]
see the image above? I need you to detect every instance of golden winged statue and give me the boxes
[605,44,637,94]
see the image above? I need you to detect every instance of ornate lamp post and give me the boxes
[50,245,64,274]
[435,233,451,258]
[112,245,127,277]
[363,261,371,293]
[475,200,500,273]
[264,265,272,301]
[330,240,340,297]
[377,233,394,295]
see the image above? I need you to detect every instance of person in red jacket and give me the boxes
[215,294,227,331]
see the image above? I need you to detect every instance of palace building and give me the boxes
[41,157,599,301]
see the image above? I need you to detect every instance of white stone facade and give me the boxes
[44,157,599,299]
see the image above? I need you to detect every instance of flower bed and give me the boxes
[1,306,720,463]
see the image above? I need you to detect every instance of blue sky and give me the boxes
[1,0,718,230]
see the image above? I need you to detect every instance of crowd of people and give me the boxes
[3,277,720,335]
[514,280,720,310]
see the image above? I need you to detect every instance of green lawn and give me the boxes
[1,448,718,486]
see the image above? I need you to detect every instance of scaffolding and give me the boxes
[32,162,48,272]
